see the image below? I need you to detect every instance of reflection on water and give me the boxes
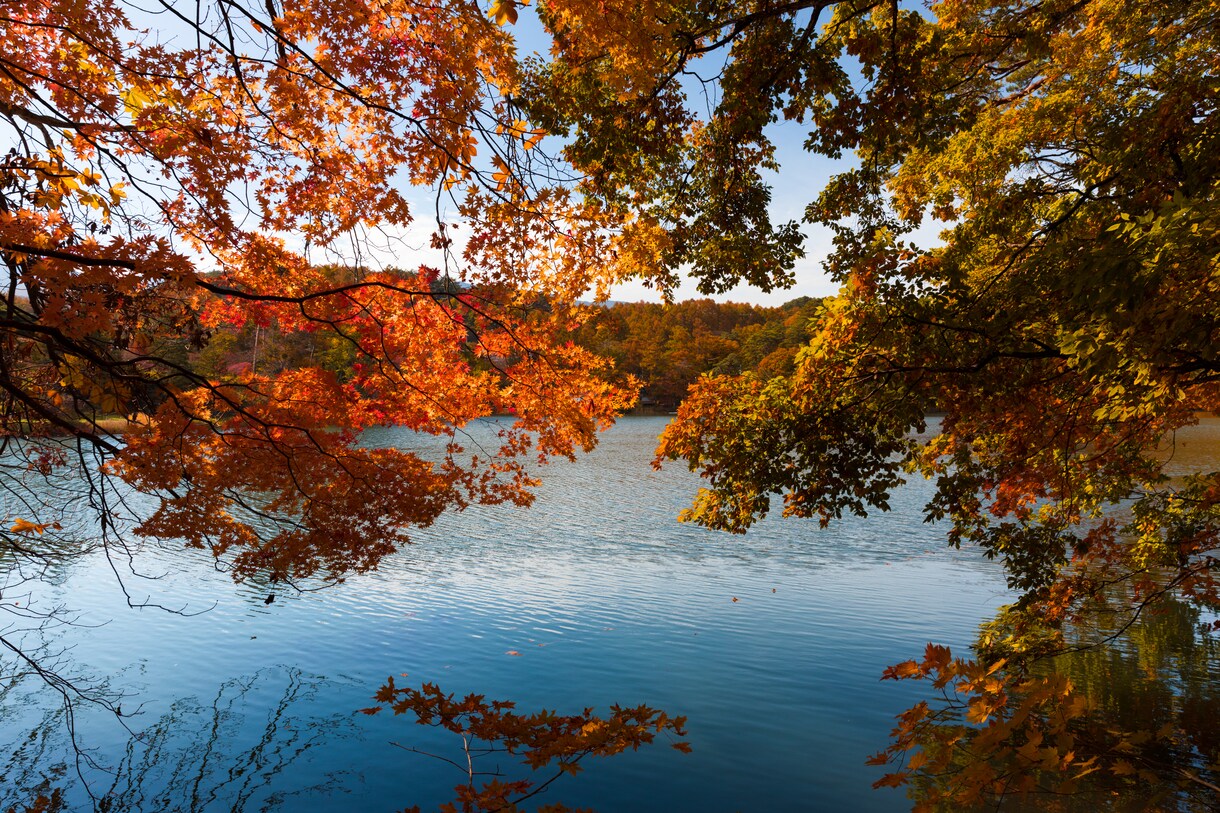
[0,669,354,813]
[1034,420,1220,811]
[102,669,355,813]
[13,416,1212,811]
[4,415,1215,805]
[895,417,1220,813]
[1154,415,1220,479]
[1032,592,1220,812]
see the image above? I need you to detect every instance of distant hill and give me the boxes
[568,297,823,411]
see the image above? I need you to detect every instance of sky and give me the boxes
[109,0,878,308]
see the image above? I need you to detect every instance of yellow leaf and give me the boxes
[489,0,518,26]
[523,129,546,150]
[10,518,45,534]
[874,772,908,789]
[122,85,152,115]
[965,699,993,724]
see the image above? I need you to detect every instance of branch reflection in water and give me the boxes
[0,667,356,813]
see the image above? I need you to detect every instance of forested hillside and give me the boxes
[189,291,824,412]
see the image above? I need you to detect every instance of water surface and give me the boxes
[2,416,1020,812]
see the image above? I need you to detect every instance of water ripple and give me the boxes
[1,417,1019,813]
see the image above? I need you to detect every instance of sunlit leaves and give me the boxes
[489,0,519,27]
[0,0,647,587]
[8,518,62,535]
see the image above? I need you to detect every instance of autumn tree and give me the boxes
[0,0,672,758]
[6,0,1220,807]
[507,0,1220,806]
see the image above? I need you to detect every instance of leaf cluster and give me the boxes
[365,678,689,813]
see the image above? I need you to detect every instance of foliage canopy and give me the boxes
[0,0,642,586]
[3,0,1220,807]
[556,0,1220,805]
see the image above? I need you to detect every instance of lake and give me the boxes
[2,416,1019,812]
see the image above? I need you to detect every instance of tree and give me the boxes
[0,0,662,773]
[6,0,1219,807]
[0,0,657,588]
[511,0,1220,806]
[565,299,784,408]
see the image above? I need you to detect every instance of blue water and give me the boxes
[1,417,1013,812]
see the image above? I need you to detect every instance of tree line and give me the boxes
[186,290,825,413]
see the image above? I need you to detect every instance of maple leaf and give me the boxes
[489,0,518,26]
[9,518,46,535]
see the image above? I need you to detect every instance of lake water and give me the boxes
[2,416,1021,812]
